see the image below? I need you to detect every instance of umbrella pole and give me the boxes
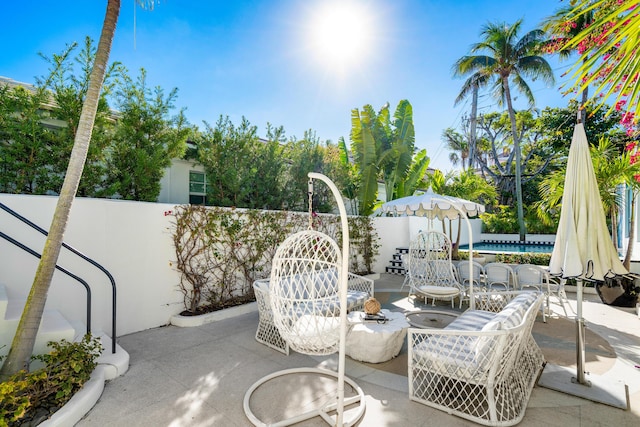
[573,278,591,386]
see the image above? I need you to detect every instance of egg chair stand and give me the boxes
[243,172,366,426]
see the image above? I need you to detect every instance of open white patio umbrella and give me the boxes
[379,191,485,220]
[545,121,629,406]
[379,191,485,308]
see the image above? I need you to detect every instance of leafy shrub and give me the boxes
[456,250,481,260]
[0,335,102,426]
[481,205,556,234]
[495,252,552,266]
[481,206,518,234]
[172,205,380,314]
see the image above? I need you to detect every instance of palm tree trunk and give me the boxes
[580,86,589,124]
[0,0,121,379]
[502,76,526,241]
[469,83,478,170]
[623,191,636,269]
[579,56,589,124]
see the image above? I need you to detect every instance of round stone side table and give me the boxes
[346,309,409,363]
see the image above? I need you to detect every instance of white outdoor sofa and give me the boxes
[253,270,374,355]
[408,291,545,426]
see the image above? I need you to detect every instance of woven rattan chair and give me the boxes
[406,231,463,308]
[457,260,485,305]
[484,262,516,291]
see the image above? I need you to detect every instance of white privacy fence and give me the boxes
[0,194,482,336]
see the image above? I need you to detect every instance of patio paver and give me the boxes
[77,274,640,426]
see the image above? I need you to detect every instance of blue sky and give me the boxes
[2,1,573,171]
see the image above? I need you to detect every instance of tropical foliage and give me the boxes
[440,170,497,258]
[557,0,640,122]
[0,38,188,202]
[536,135,640,242]
[193,117,350,212]
[0,335,102,425]
[349,100,429,215]
[107,69,190,201]
[454,19,555,241]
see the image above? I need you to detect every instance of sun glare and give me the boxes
[309,1,373,72]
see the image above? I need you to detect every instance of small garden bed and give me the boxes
[179,294,256,317]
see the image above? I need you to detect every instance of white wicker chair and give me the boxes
[406,231,463,308]
[245,173,366,427]
[457,260,486,304]
[253,279,289,355]
[408,292,545,426]
[484,262,516,291]
[515,264,548,321]
[253,272,374,355]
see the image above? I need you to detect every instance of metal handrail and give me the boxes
[0,231,91,333]
[0,202,117,353]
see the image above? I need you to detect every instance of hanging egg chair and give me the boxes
[244,173,366,427]
[270,229,342,355]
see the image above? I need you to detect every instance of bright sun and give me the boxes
[309,1,373,71]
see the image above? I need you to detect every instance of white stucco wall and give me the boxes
[0,194,485,339]
[370,216,482,273]
[0,194,183,338]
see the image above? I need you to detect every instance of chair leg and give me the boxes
[400,275,410,293]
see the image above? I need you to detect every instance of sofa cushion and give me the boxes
[494,292,538,329]
[292,289,369,316]
[285,314,341,353]
[474,316,503,361]
[445,309,496,332]
[277,268,339,300]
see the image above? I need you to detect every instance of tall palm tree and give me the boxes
[452,72,490,170]
[454,19,555,241]
[0,0,154,379]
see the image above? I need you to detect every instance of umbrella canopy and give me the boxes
[379,191,485,220]
[548,122,627,281]
[547,122,628,390]
[380,191,484,309]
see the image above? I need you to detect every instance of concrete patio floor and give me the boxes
[76,274,640,426]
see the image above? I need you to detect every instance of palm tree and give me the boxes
[454,20,555,241]
[561,0,640,118]
[0,0,155,379]
[452,72,490,170]
[442,127,469,170]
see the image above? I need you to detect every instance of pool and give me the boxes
[458,242,554,254]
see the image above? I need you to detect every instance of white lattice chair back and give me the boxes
[269,229,343,355]
[409,231,455,285]
[457,260,485,288]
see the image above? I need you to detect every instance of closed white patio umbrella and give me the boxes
[543,121,629,408]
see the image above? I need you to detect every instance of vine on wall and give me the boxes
[171,205,380,314]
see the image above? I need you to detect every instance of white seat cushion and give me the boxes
[418,285,460,296]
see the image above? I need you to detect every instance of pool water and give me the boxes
[458,242,554,254]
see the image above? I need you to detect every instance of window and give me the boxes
[189,171,207,205]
